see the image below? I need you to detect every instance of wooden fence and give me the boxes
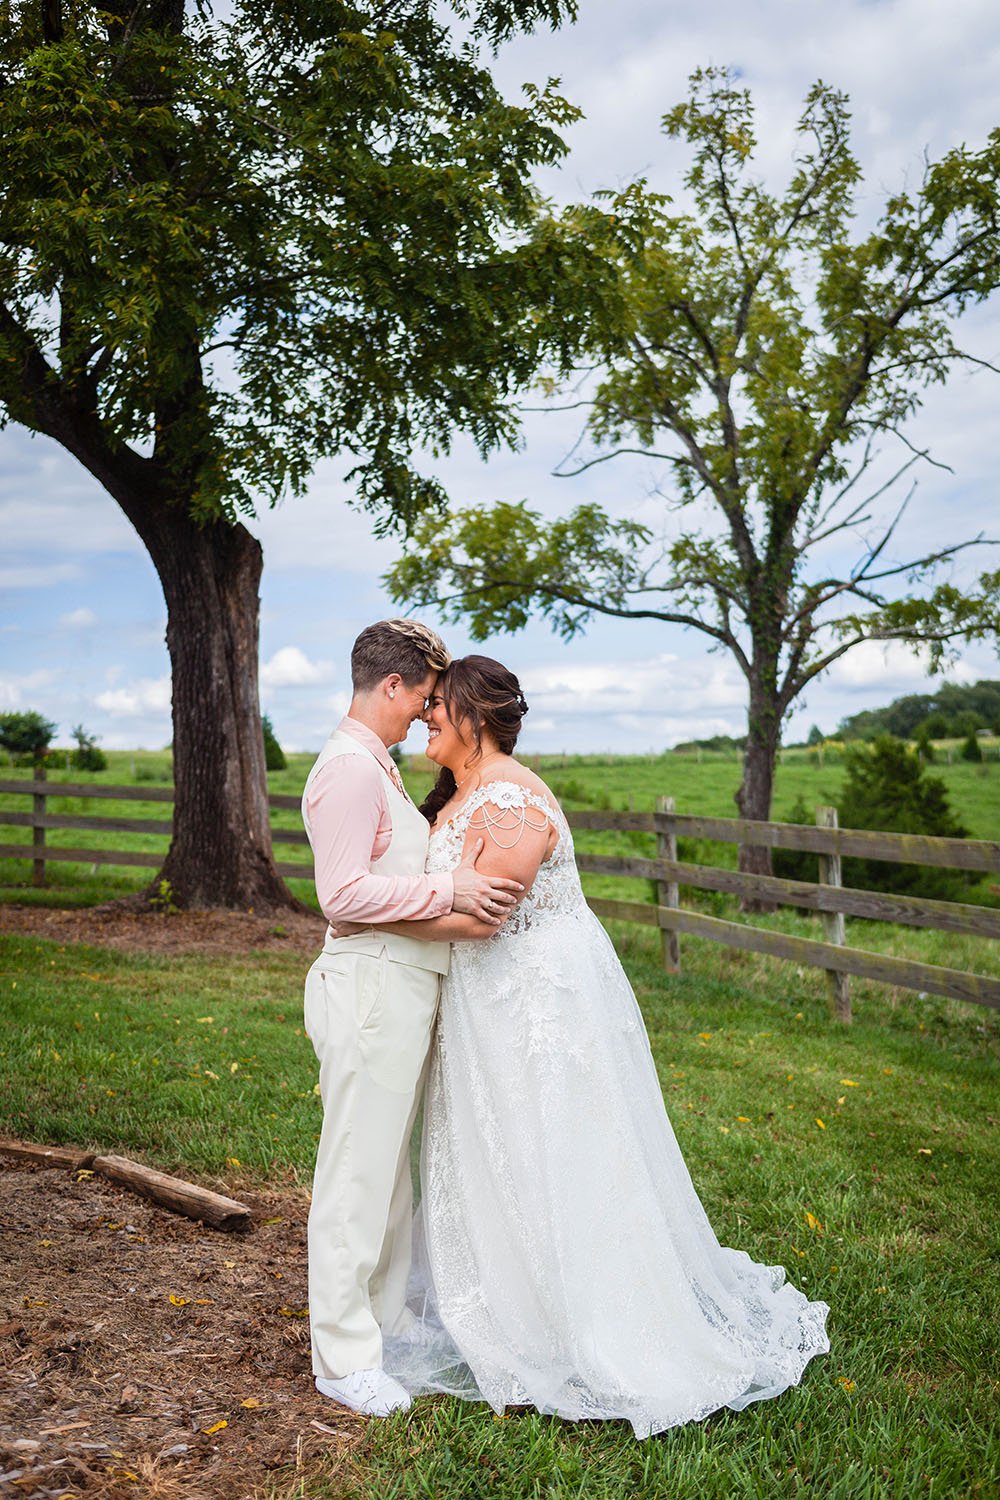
[576,797,1000,1019]
[0,778,311,885]
[2,779,998,1021]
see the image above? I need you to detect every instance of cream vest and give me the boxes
[301,729,450,975]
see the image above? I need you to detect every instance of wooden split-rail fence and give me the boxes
[1,779,998,1023]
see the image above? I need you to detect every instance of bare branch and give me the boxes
[554,445,683,478]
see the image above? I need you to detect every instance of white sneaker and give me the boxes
[315,1367,412,1417]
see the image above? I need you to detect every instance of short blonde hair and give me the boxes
[351,619,451,691]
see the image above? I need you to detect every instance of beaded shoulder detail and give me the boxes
[428,780,569,865]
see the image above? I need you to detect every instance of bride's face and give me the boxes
[424,692,476,771]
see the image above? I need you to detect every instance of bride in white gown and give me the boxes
[338,656,829,1437]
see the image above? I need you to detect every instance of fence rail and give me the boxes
[1,778,998,1019]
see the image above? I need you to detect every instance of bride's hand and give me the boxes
[451,837,524,925]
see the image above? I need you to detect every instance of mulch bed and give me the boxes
[0,1164,363,1499]
[0,902,368,1499]
[0,902,327,961]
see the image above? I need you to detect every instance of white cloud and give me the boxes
[260,646,336,689]
[95,676,172,719]
[0,668,59,709]
[58,607,98,629]
[825,640,977,693]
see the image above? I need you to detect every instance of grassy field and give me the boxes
[0,922,996,1496]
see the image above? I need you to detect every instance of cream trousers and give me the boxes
[304,950,440,1380]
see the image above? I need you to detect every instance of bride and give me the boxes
[333,655,829,1437]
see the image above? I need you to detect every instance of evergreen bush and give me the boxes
[262,714,287,772]
[837,736,975,901]
[960,729,983,763]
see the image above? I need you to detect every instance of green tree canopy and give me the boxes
[387,68,1000,889]
[0,0,617,907]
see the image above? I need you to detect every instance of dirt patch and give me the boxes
[0,904,326,961]
[0,1164,363,1498]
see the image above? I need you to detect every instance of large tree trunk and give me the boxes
[129,499,300,912]
[735,670,781,911]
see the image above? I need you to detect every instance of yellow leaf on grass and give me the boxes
[196,1016,214,1024]
[837,1377,856,1392]
[697,1032,712,1041]
[194,1298,213,1305]
[805,1211,824,1233]
[840,1079,859,1087]
[815,1118,826,1129]
[874,1286,888,1294]
[202,1420,228,1435]
[168,1294,190,1307]
[204,1070,220,1081]
[718,1126,730,1134]
[278,1306,309,1318]
[226,1158,241,1167]
[916,1148,932,1156]
[240,1398,263,1409]
[230,1062,239,1074]
[736,1116,751,1123]
[836,1096,846,1105]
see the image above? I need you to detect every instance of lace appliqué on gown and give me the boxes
[383,781,830,1437]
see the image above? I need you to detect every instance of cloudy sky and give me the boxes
[2,0,998,755]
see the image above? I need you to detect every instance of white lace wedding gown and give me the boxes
[382,782,830,1436]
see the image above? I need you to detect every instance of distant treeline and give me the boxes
[836,679,1000,742]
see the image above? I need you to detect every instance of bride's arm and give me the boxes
[333,794,554,944]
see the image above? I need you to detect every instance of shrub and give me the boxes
[262,713,287,771]
[960,729,983,763]
[914,728,935,764]
[837,736,975,901]
[70,724,107,773]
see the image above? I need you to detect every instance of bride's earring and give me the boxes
[389,689,396,699]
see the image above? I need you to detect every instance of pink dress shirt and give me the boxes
[304,716,454,924]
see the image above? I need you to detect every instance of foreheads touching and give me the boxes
[433,655,529,762]
[350,619,451,696]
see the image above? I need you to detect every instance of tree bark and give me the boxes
[123,495,301,913]
[735,672,781,910]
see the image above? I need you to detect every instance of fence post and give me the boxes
[656,795,681,974]
[32,763,47,887]
[816,805,850,1023]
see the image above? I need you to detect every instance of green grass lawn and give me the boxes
[0,923,997,1497]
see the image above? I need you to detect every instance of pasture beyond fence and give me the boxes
[1,778,998,1022]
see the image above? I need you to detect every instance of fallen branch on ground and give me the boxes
[0,1138,252,1231]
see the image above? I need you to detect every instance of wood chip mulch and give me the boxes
[0,902,326,961]
[0,1165,363,1500]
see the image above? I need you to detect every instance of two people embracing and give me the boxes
[300,618,829,1438]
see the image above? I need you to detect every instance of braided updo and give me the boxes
[419,655,529,825]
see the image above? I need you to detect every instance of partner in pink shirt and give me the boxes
[303,716,454,924]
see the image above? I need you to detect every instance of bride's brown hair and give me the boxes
[419,655,529,824]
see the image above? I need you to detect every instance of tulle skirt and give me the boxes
[384,907,830,1437]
